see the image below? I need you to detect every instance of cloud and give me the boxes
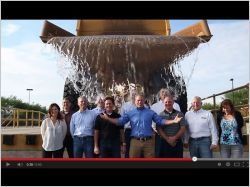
[2,23,21,36]
[178,21,249,105]
[1,41,65,108]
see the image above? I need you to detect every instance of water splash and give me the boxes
[48,35,202,104]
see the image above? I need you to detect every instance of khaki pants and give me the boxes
[129,138,155,158]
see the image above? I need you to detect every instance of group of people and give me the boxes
[40,88,245,159]
[184,96,244,159]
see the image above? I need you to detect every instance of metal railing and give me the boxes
[201,83,249,136]
[1,108,46,128]
[201,83,249,110]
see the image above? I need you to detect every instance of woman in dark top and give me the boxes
[217,99,244,158]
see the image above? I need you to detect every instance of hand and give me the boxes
[168,136,177,143]
[166,136,177,147]
[100,113,109,120]
[210,144,218,150]
[173,114,183,124]
[94,146,100,154]
[152,124,158,133]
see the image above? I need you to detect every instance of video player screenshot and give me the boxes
[1,1,249,186]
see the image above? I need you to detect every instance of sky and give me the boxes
[1,20,249,109]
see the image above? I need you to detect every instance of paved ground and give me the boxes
[1,127,40,135]
[1,127,249,158]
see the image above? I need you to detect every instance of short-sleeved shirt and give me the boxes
[95,111,123,140]
[158,109,185,136]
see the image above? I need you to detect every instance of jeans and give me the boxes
[99,139,121,158]
[189,137,212,158]
[73,136,94,158]
[220,144,243,158]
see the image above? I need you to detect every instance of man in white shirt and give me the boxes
[184,96,218,158]
[151,88,181,157]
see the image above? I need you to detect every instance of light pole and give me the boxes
[230,78,234,104]
[26,89,33,104]
[230,78,234,89]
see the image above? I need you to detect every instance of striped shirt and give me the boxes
[158,109,185,136]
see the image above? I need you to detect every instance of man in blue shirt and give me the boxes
[101,94,182,158]
[70,96,96,158]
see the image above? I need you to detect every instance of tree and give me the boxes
[223,88,249,106]
[202,102,220,110]
[1,96,47,113]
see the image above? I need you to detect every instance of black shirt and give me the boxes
[95,111,123,140]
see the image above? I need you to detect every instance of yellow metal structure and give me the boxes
[174,20,212,40]
[40,20,212,43]
[76,20,171,36]
[1,108,46,128]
